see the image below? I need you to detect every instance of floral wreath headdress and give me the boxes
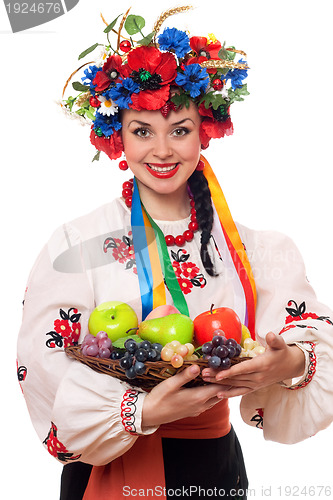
[61,6,249,161]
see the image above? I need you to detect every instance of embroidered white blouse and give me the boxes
[17,197,333,466]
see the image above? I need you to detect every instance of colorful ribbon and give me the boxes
[130,157,256,336]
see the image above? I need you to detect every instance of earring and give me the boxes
[119,160,129,171]
[196,160,204,171]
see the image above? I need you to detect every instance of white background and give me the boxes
[1,0,333,498]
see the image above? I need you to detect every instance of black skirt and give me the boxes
[60,426,248,500]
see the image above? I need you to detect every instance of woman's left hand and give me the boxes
[201,332,305,398]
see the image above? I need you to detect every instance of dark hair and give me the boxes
[187,170,218,277]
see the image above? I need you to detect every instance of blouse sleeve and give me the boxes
[238,227,333,444]
[17,223,157,467]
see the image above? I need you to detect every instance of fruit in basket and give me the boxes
[138,314,194,346]
[88,301,138,342]
[202,334,242,370]
[81,331,114,358]
[240,324,252,347]
[161,341,197,368]
[145,305,180,320]
[193,305,242,346]
[240,337,266,358]
[117,338,163,380]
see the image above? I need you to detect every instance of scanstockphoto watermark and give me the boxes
[122,486,255,497]
[2,0,80,32]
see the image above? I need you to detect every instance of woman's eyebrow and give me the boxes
[172,118,195,126]
[127,118,195,127]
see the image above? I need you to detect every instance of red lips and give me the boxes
[145,163,180,179]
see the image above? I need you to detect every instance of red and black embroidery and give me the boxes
[171,248,207,295]
[43,422,81,462]
[46,308,81,349]
[285,300,333,326]
[104,231,137,274]
[17,364,27,382]
[121,389,139,435]
[287,342,317,391]
[250,408,264,429]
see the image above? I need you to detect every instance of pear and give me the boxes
[138,314,194,346]
[145,305,180,321]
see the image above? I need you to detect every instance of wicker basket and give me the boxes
[65,344,248,390]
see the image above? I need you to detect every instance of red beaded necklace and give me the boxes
[121,178,199,247]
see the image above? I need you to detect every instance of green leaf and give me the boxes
[137,31,155,46]
[72,81,90,92]
[92,150,101,162]
[85,109,96,121]
[112,334,141,349]
[218,45,236,61]
[171,92,191,109]
[104,14,123,33]
[125,14,145,35]
[75,108,86,116]
[200,92,227,110]
[78,42,99,60]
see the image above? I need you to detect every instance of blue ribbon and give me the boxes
[130,178,154,320]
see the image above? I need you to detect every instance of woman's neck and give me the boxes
[136,181,191,221]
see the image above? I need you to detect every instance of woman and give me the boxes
[17,7,333,500]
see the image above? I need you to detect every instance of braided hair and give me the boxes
[187,170,218,277]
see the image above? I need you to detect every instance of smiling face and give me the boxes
[121,103,202,200]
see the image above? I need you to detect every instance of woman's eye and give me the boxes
[173,127,189,137]
[134,128,151,138]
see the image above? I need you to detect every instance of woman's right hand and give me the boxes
[141,364,226,431]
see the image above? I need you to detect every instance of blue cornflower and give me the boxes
[175,64,209,98]
[93,110,122,137]
[81,65,102,95]
[109,78,140,109]
[158,27,191,58]
[225,59,248,90]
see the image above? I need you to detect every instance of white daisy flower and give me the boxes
[98,96,119,116]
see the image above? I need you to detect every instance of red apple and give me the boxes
[193,304,242,346]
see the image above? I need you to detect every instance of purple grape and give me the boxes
[86,344,99,357]
[125,366,137,379]
[124,339,138,354]
[139,340,152,350]
[212,335,226,347]
[215,345,229,359]
[220,358,231,370]
[83,333,95,346]
[111,350,123,360]
[96,331,109,342]
[120,356,133,370]
[208,356,222,369]
[99,347,111,359]
[147,349,158,361]
[135,348,148,362]
[81,344,89,356]
[202,342,213,355]
[134,361,146,375]
[227,345,236,358]
[226,338,237,348]
[151,343,163,352]
[235,344,242,356]
[99,338,112,350]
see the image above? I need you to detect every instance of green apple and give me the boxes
[138,314,194,346]
[88,301,138,342]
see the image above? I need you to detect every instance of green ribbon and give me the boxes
[142,206,190,317]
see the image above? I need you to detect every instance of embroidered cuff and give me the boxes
[280,342,316,390]
[120,388,158,436]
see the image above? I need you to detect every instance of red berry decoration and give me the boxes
[165,235,175,246]
[183,230,194,242]
[189,221,199,231]
[124,196,132,207]
[175,234,185,247]
[122,181,133,190]
[89,96,100,107]
[119,40,132,53]
[119,160,129,171]
[122,188,132,198]
[212,79,224,91]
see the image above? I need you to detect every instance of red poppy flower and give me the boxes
[190,36,222,60]
[125,46,177,110]
[200,117,234,143]
[93,55,123,92]
[188,36,222,73]
[177,277,193,295]
[181,261,199,279]
[90,128,124,160]
[54,319,72,337]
